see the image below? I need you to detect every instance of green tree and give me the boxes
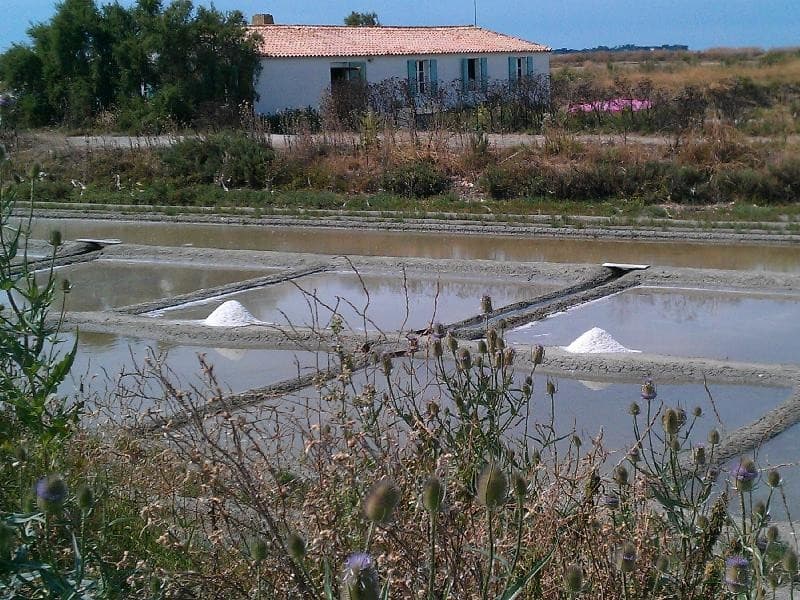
[344,11,380,26]
[0,0,260,129]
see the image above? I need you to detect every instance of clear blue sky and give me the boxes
[2,0,798,52]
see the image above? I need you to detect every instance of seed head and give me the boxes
[441,334,456,357]
[364,479,401,524]
[564,564,584,593]
[628,445,641,463]
[753,500,767,522]
[287,533,306,561]
[613,466,629,486]
[708,429,721,445]
[341,553,379,600]
[477,340,488,354]
[532,344,545,366]
[617,542,637,573]
[662,409,679,436]
[36,475,68,513]
[766,525,779,543]
[432,322,445,338]
[694,446,706,466]
[457,348,472,371]
[511,472,527,500]
[432,339,443,358]
[696,515,710,530]
[572,435,582,449]
[248,537,268,562]
[546,379,556,396]
[783,548,798,573]
[692,406,703,417]
[476,464,508,509]
[77,484,94,512]
[422,477,445,513]
[732,459,759,492]
[629,402,640,416]
[602,494,620,509]
[486,327,498,352]
[724,556,749,593]
[767,469,782,488]
[380,353,393,377]
[655,556,669,573]
[480,295,493,314]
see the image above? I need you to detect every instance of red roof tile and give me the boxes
[248,25,550,58]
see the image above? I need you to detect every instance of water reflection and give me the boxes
[29,219,800,272]
[162,271,555,331]
[48,260,269,311]
[506,287,800,363]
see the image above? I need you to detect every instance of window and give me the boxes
[417,60,429,94]
[514,57,525,81]
[331,62,366,84]
[407,59,438,96]
[461,57,488,92]
[508,56,534,82]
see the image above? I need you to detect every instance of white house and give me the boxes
[248,16,551,115]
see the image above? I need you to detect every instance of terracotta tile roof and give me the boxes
[248,25,550,58]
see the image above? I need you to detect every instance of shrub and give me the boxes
[381,159,450,197]
[160,132,275,188]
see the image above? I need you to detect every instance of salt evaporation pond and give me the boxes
[46,260,271,311]
[159,271,557,331]
[506,286,800,364]
[62,332,328,410]
[234,358,788,458]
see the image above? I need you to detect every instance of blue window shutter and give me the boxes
[407,59,418,95]
[351,61,367,81]
[526,56,534,77]
[461,58,469,92]
[480,57,488,91]
[508,56,516,81]
[429,59,438,94]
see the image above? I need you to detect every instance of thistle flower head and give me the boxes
[662,408,679,436]
[476,464,507,509]
[708,429,721,445]
[564,564,584,593]
[613,466,629,486]
[641,378,657,400]
[766,525,779,543]
[724,556,749,592]
[422,477,444,513]
[617,542,637,573]
[477,340,488,354]
[767,469,782,488]
[457,347,472,371]
[446,332,458,354]
[287,533,306,561]
[480,294,493,314]
[77,484,94,512]
[532,344,545,366]
[432,339,443,358]
[248,536,268,562]
[341,553,379,600]
[36,475,68,513]
[783,548,798,573]
[364,479,401,524]
[511,472,527,501]
[629,402,640,416]
[732,459,759,492]
[601,494,620,509]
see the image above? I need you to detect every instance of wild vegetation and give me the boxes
[0,174,798,596]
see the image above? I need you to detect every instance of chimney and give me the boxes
[251,14,274,25]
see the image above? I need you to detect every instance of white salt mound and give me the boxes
[564,327,638,354]
[204,300,260,327]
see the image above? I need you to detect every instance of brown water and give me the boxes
[65,331,328,402]
[47,260,270,311]
[506,286,800,364]
[31,218,800,272]
[160,270,556,331]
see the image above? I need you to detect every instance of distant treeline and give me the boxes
[554,44,689,55]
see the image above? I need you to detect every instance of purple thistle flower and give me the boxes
[732,460,759,492]
[601,494,620,509]
[725,556,750,592]
[35,475,68,513]
[341,552,379,600]
[640,378,657,400]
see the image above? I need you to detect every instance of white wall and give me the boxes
[254,52,551,115]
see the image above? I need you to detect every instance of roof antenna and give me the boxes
[473,0,477,26]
